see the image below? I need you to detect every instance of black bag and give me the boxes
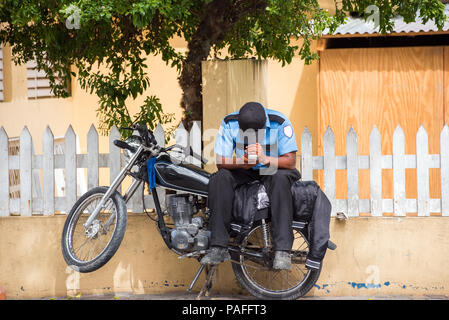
[290,180,320,222]
[231,179,332,269]
[291,180,332,267]
[231,181,261,235]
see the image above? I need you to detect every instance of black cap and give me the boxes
[238,102,267,132]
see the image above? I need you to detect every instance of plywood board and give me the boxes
[319,47,444,214]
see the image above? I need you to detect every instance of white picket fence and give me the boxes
[0,121,202,216]
[0,122,448,217]
[301,124,449,217]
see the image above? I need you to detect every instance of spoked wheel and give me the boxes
[231,221,321,300]
[61,187,127,273]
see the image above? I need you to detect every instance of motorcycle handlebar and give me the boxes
[119,124,207,165]
[113,140,137,153]
[124,124,157,147]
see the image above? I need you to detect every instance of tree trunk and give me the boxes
[178,0,231,129]
[178,0,267,129]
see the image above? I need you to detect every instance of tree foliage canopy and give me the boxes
[0,0,447,133]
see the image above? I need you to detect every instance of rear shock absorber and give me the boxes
[261,219,270,249]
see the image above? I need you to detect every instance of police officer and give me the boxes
[200,102,301,270]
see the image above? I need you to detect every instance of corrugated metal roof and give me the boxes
[323,5,449,36]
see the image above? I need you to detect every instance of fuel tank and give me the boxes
[154,154,210,196]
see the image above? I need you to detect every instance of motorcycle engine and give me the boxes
[167,194,210,252]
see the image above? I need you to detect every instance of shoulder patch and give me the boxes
[224,114,239,124]
[268,114,285,125]
[283,125,293,138]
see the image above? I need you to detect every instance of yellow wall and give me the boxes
[0,0,335,154]
[0,215,242,298]
[2,2,419,299]
[0,44,186,155]
[0,39,323,299]
[1,38,319,161]
[2,215,449,299]
[320,0,337,14]
[0,38,323,298]
[266,41,319,156]
[201,59,270,171]
[202,42,319,169]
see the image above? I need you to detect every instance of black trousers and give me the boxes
[208,168,301,251]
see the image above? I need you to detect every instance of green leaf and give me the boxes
[1,0,446,132]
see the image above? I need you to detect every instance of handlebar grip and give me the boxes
[113,140,137,152]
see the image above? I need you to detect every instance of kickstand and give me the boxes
[196,265,218,300]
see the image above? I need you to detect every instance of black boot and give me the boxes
[200,247,231,265]
[273,251,291,270]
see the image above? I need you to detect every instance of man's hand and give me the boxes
[244,144,297,170]
[215,143,264,170]
[245,143,268,165]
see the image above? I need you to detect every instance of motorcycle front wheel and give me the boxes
[231,221,321,300]
[61,187,127,273]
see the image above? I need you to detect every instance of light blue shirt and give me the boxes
[214,107,298,170]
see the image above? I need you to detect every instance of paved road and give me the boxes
[30,292,449,300]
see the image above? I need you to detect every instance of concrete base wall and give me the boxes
[1,215,449,299]
[317,217,449,296]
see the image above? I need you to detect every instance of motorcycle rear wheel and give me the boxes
[231,222,321,300]
[61,187,127,273]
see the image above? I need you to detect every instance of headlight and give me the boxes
[123,136,142,162]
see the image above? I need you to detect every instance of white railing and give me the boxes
[0,122,448,218]
[300,124,449,217]
[0,121,201,216]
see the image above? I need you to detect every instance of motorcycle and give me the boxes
[61,123,326,300]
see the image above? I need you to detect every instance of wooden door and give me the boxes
[319,46,445,215]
